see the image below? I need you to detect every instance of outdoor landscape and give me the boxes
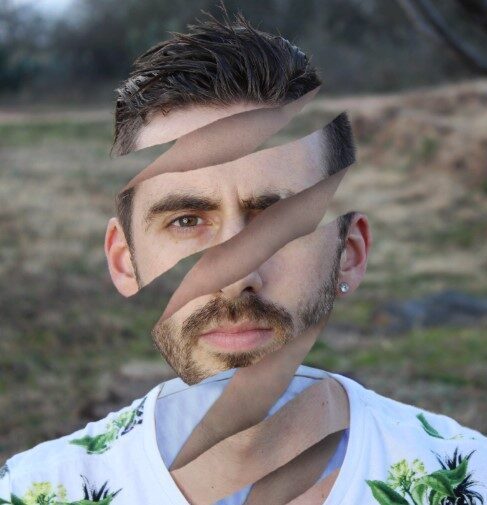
[1,0,487,463]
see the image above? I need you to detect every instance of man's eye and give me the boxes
[168,215,203,230]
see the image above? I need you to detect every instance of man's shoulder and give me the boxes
[339,372,487,447]
[336,376,487,500]
[3,386,156,480]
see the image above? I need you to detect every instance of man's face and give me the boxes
[128,103,343,383]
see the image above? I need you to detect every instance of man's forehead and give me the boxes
[136,101,276,150]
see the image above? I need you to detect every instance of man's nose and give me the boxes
[219,271,264,300]
[217,215,264,299]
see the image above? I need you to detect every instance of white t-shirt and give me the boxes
[1,364,486,505]
[154,366,349,505]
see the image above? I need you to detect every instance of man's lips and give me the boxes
[199,322,274,351]
[200,321,271,335]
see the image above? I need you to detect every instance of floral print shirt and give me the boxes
[0,365,486,504]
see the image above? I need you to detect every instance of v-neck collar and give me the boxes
[141,365,369,505]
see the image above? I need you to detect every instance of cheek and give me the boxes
[134,230,187,282]
[261,229,337,302]
[133,234,163,278]
[261,235,322,300]
[133,223,218,283]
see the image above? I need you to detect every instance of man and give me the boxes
[1,9,486,505]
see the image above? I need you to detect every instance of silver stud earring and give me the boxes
[338,282,350,294]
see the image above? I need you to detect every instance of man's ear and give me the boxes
[336,213,372,296]
[104,217,140,297]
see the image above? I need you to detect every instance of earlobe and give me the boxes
[104,217,140,297]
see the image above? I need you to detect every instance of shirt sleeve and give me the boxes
[0,462,11,504]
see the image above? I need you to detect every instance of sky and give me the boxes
[12,0,74,18]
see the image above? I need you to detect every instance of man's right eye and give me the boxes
[167,215,206,234]
[172,215,200,226]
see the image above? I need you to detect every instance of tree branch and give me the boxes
[397,0,487,74]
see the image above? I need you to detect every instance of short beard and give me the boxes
[152,291,294,384]
[151,246,342,385]
[297,245,341,330]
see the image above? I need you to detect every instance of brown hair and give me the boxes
[112,6,356,261]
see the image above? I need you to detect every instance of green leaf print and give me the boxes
[429,457,468,488]
[416,414,445,439]
[69,431,119,455]
[2,475,121,505]
[428,490,442,505]
[79,474,121,503]
[366,480,409,504]
[420,473,454,497]
[410,482,427,504]
[367,416,482,505]
[416,412,477,442]
[70,500,115,505]
[432,448,484,504]
[69,396,146,455]
[9,496,25,505]
[367,447,483,505]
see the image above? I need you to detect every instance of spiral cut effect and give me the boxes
[114,86,356,504]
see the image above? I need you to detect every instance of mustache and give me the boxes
[181,290,294,342]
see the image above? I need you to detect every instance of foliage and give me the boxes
[366,414,483,505]
[69,397,146,454]
[3,475,121,505]
[0,0,477,97]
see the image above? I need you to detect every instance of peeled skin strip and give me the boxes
[285,467,341,505]
[243,430,345,505]
[170,375,350,505]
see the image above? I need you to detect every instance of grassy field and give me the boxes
[0,80,486,461]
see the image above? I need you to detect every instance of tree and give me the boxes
[396,0,487,74]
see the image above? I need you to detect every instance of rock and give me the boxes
[78,359,176,422]
[371,290,487,335]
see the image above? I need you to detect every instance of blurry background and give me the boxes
[1,0,486,461]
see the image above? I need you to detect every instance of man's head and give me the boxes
[104,10,371,383]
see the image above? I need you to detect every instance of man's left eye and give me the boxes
[169,215,203,229]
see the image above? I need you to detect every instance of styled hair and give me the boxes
[111,8,320,157]
[112,7,356,261]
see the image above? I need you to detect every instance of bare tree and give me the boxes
[396,0,487,74]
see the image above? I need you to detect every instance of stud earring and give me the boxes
[338,281,350,294]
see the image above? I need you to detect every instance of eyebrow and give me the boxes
[144,189,296,232]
